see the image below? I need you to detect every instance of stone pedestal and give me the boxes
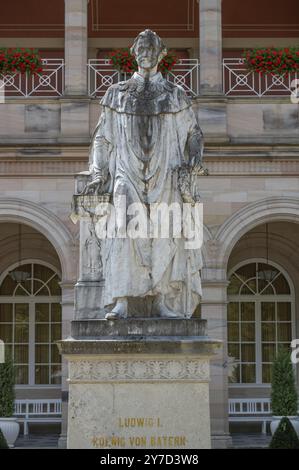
[59,319,221,449]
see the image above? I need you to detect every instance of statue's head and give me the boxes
[130,30,167,71]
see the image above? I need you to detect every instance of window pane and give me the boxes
[48,275,61,296]
[260,284,275,295]
[228,323,239,342]
[228,364,240,384]
[261,303,275,321]
[241,303,255,321]
[277,323,292,342]
[15,304,29,323]
[35,324,49,342]
[0,304,13,321]
[14,264,31,277]
[240,280,256,295]
[15,285,30,296]
[14,345,28,363]
[228,343,240,360]
[15,365,28,384]
[228,275,242,295]
[258,264,279,285]
[278,343,291,353]
[261,323,275,341]
[241,344,255,362]
[228,303,238,321]
[241,323,255,341]
[51,344,61,363]
[34,265,54,283]
[36,304,49,322]
[35,345,49,363]
[0,324,12,342]
[51,304,62,322]
[241,364,256,383]
[35,365,49,384]
[262,343,276,362]
[4,344,12,358]
[22,280,32,295]
[14,323,29,343]
[51,324,61,342]
[34,281,49,296]
[0,276,16,295]
[51,366,61,384]
[272,274,290,294]
[262,364,272,383]
[277,303,291,322]
[236,263,256,282]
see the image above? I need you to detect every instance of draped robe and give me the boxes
[90,72,204,317]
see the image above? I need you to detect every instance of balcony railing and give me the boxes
[223,58,298,98]
[0,57,297,99]
[0,59,64,98]
[88,59,200,98]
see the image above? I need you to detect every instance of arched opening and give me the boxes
[228,259,294,385]
[0,261,62,386]
[0,223,62,389]
[227,221,298,390]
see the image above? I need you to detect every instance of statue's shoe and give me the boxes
[105,310,127,320]
[159,311,182,319]
[157,306,182,319]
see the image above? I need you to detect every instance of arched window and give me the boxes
[227,260,294,385]
[0,262,62,386]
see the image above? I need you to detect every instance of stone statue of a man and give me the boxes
[86,30,204,320]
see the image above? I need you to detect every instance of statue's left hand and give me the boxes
[82,176,106,195]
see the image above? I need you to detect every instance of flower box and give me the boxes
[243,47,299,76]
[108,47,178,74]
[0,48,43,75]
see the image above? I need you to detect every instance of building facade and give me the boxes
[0,0,299,448]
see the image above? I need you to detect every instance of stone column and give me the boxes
[58,281,75,449]
[64,0,88,95]
[201,277,232,449]
[199,0,223,95]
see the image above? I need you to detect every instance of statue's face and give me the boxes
[135,37,160,70]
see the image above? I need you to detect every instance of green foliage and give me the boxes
[0,353,15,417]
[269,417,299,449]
[271,348,298,416]
[0,427,9,449]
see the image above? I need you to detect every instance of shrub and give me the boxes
[269,417,299,449]
[0,427,9,449]
[271,348,298,416]
[0,353,15,417]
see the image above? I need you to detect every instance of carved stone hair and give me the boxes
[130,29,167,59]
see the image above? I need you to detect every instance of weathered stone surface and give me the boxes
[82,31,205,319]
[74,282,106,319]
[25,105,61,133]
[67,379,212,449]
[59,337,220,357]
[71,318,207,338]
